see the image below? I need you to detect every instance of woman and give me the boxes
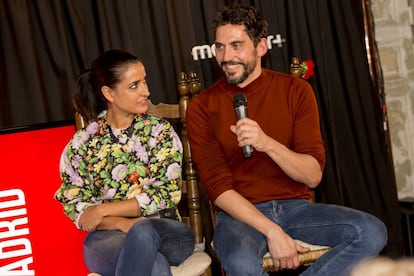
[55,49,194,276]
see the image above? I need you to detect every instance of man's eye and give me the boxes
[233,43,241,49]
[215,44,224,50]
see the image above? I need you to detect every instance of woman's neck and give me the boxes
[105,112,135,129]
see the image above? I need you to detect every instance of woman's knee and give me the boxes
[83,231,124,275]
[128,219,160,243]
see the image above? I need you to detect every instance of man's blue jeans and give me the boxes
[83,218,195,276]
[213,199,387,276]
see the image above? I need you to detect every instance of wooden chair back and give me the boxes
[176,71,205,245]
[74,101,180,130]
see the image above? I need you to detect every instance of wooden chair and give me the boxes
[177,58,330,275]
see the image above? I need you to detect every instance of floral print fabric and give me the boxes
[55,114,183,226]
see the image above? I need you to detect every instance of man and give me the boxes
[186,4,387,276]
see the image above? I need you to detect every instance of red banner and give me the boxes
[0,124,89,275]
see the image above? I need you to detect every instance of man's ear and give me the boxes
[257,37,268,57]
[101,86,114,102]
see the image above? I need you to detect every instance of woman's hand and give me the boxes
[78,205,104,232]
[78,199,143,232]
[79,208,146,233]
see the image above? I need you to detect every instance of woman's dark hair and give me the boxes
[212,4,268,46]
[73,49,140,122]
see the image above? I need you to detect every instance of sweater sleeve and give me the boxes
[54,126,99,227]
[290,81,326,170]
[186,96,235,202]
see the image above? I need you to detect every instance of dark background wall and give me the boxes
[0,0,404,257]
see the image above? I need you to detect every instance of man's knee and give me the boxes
[361,215,388,252]
[220,250,264,276]
[345,213,388,254]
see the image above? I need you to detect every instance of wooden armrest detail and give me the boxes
[263,248,330,271]
[262,241,330,272]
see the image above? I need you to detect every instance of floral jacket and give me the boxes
[54,114,183,227]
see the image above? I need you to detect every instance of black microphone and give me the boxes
[233,93,253,158]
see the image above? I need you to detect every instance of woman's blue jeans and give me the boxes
[83,218,195,276]
[213,199,387,276]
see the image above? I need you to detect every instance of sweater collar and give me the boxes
[222,69,268,96]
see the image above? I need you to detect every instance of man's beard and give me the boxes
[222,60,256,85]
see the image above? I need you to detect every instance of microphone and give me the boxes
[233,93,253,158]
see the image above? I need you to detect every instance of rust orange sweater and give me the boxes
[187,69,325,203]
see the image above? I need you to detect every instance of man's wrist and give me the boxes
[264,221,284,239]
